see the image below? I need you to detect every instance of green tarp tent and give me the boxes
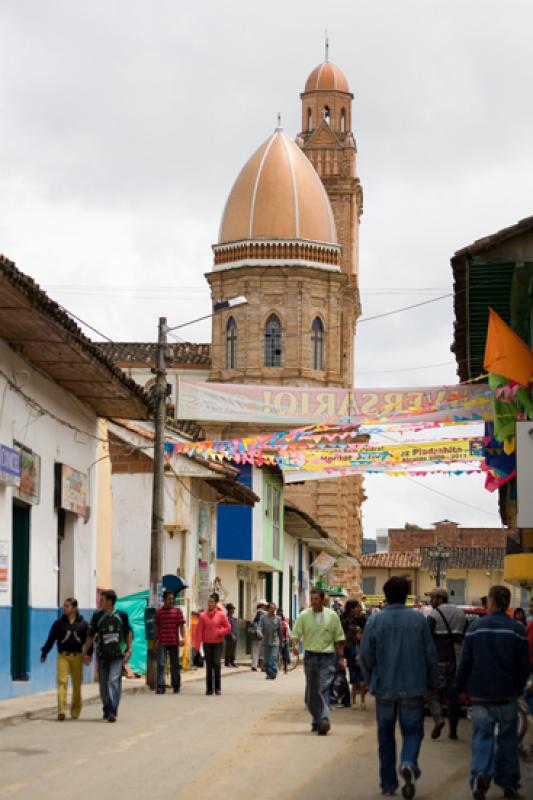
[116,590,149,676]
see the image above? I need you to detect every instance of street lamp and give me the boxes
[149,295,247,607]
[427,543,452,588]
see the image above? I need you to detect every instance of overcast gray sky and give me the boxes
[2,0,531,535]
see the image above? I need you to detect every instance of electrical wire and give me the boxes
[356,361,455,375]
[358,294,452,323]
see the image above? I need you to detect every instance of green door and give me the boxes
[265,572,273,603]
[12,503,30,680]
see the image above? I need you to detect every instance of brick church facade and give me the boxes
[206,55,365,592]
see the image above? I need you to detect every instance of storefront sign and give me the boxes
[177,380,493,425]
[15,445,41,505]
[0,445,20,487]
[0,541,8,592]
[55,463,89,517]
[311,551,337,575]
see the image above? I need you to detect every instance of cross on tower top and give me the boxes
[325,29,329,62]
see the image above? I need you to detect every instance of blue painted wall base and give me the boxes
[0,606,95,700]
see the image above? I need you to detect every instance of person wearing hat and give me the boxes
[249,600,267,672]
[224,603,238,667]
[426,587,466,740]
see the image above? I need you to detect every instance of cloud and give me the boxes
[0,0,524,533]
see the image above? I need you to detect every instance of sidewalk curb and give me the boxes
[0,664,251,730]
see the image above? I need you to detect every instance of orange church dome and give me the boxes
[218,128,337,247]
[304,61,350,93]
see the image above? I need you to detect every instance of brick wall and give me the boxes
[389,525,514,552]
[109,432,153,474]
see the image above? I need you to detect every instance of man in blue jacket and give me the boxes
[360,577,439,799]
[456,585,530,800]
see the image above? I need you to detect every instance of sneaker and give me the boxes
[431,719,445,740]
[173,688,180,694]
[57,713,66,721]
[206,690,213,695]
[382,792,397,797]
[215,690,221,695]
[318,719,331,736]
[400,765,416,799]
[251,667,258,672]
[107,714,116,723]
[156,688,165,694]
[311,723,319,733]
[448,731,458,741]
[472,775,490,800]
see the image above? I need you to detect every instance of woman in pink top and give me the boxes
[198,594,232,695]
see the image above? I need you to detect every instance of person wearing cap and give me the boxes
[425,587,466,740]
[224,603,238,667]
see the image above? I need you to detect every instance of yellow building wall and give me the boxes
[362,569,418,597]
[418,569,510,606]
[96,419,113,592]
[363,567,520,607]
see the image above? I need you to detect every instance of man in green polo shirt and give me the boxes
[292,587,346,735]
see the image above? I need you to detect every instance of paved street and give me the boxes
[3,669,529,800]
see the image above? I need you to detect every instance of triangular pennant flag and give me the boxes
[483,308,533,386]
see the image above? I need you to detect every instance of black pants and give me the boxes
[157,645,180,691]
[204,643,222,692]
[224,637,237,666]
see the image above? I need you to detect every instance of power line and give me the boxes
[359,294,452,323]
[404,476,501,519]
[356,361,455,375]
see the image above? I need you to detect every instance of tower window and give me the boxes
[311,317,324,370]
[322,105,331,124]
[307,107,312,131]
[340,108,346,132]
[226,316,237,369]
[264,314,282,367]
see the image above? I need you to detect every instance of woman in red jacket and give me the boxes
[198,593,232,695]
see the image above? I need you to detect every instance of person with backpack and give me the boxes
[83,590,132,723]
[40,597,88,721]
[425,587,466,740]
[249,600,267,672]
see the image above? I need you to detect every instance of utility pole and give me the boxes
[150,316,167,607]
[146,297,246,686]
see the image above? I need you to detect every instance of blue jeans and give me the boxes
[470,701,521,790]
[304,652,337,724]
[98,657,123,717]
[157,645,180,691]
[376,697,425,794]
[265,644,279,677]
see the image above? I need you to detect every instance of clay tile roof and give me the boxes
[420,546,505,570]
[97,341,211,367]
[453,215,533,260]
[360,551,422,569]
[0,254,150,419]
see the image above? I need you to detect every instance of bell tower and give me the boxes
[298,51,363,281]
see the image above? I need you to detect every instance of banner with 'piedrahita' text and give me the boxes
[177,380,492,426]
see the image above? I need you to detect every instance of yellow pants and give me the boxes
[57,653,83,718]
